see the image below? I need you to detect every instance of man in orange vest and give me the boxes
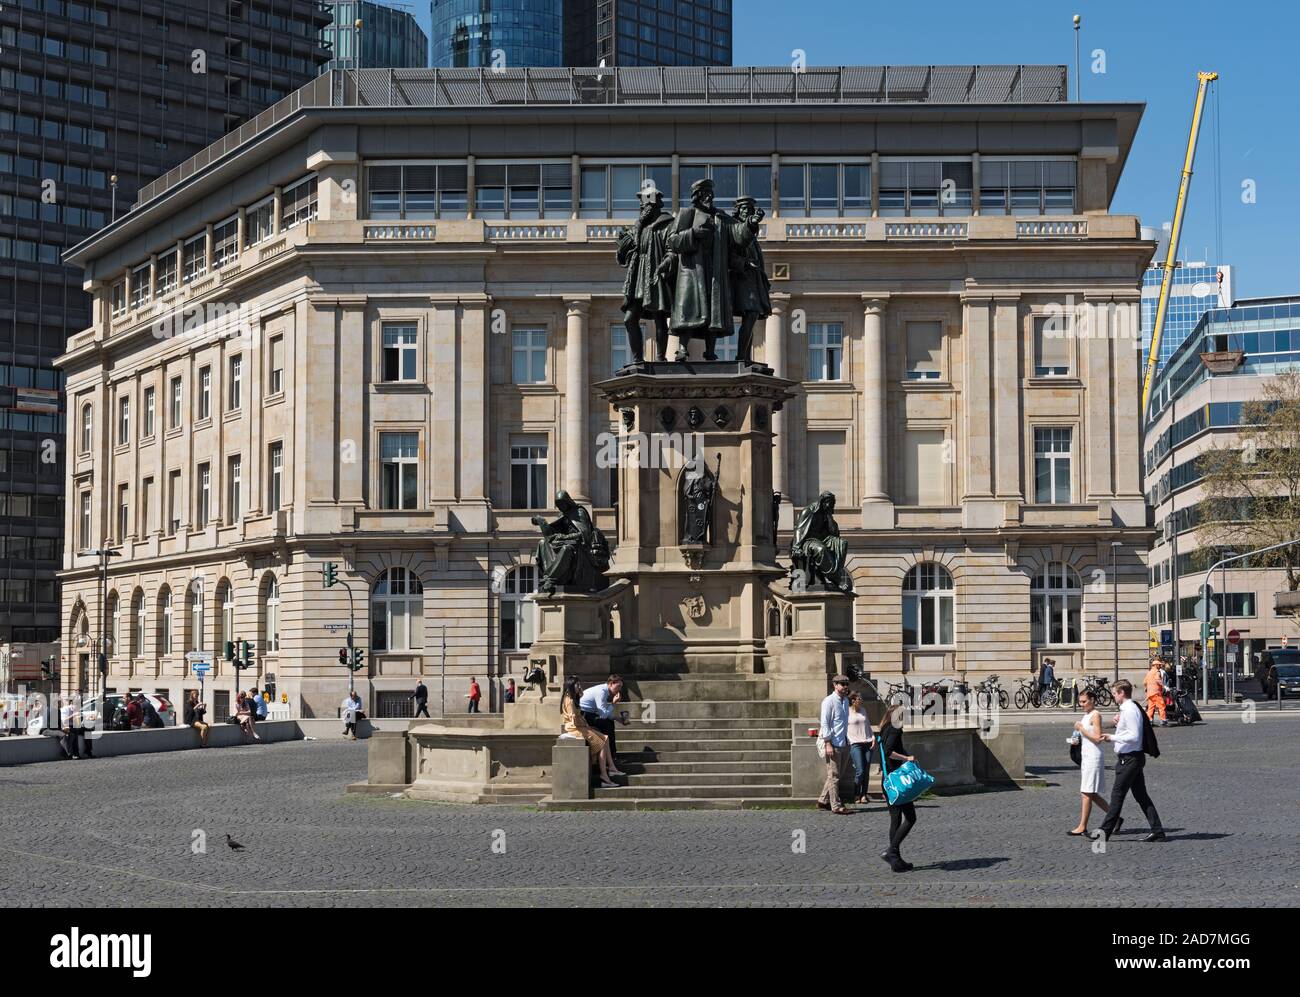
[1144,659,1168,726]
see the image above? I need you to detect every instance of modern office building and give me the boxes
[1144,295,1300,671]
[58,64,1154,718]
[564,0,731,67]
[430,0,730,69]
[1141,255,1233,373]
[0,1,332,665]
[321,1,428,72]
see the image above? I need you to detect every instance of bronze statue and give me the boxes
[666,178,758,361]
[531,491,611,594]
[729,196,771,365]
[680,452,720,544]
[790,491,852,593]
[615,179,675,364]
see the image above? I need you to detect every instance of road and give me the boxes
[1,712,1295,907]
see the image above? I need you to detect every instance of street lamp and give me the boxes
[1110,540,1122,683]
[89,547,121,701]
[354,19,363,72]
[109,174,118,221]
[1220,549,1236,702]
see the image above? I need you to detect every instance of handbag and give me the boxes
[1068,739,1082,767]
[878,738,935,806]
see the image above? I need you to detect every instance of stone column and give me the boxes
[563,298,590,503]
[766,294,789,501]
[860,295,892,528]
[992,294,1022,501]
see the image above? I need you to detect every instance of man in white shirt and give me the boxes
[1092,679,1166,842]
[816,675,853,814]
[59,697,86,760]
[580,675,629,758]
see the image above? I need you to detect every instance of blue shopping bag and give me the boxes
[879,741,935,806]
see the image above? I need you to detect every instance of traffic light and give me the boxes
[350,647,365,672]
[223,641,235,661]
[242,641,255,670]
[234,640,255,671]
[338,648,348,666]
[323,562,338,588]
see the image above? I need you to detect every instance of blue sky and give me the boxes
[408,0,1296,297]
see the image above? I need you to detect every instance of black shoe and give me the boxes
[1114,817,1124,835]
[1143,831,1167,842]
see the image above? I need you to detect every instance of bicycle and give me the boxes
[974,674,1009,711]
[1080,675,1113,707]
[880,680,910,708]
[1013,676,1042,710]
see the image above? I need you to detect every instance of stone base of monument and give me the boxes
[763,584,863,715]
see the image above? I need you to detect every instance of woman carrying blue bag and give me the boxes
[878,704,934,873]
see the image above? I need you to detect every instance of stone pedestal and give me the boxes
[763,584,863,714]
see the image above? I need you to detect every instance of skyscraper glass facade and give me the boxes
[431,0,564,68]
[322,1,428,71]
[1141,261,1233,372]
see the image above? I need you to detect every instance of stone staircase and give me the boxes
[588,666,804,806]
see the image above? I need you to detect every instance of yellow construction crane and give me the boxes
[1141,70,1219,421]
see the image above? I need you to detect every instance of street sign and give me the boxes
[1194,597,1219,624]
[192,662,210,675]
[1228,629,1241,646]
[1098,614,1114,625]
[323,623,350,632]
[1226,650,1237,664]
[185,651,213,662]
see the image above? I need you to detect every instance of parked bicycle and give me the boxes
[974,674,1010,710]
[1079,675,1114,707]
[1013,676,1042,710]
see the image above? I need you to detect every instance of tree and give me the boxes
[1196,371,1300,624]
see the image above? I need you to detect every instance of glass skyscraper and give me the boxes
[322,1,429,71]
[1141,260,1234,373]
[0,0,331,648]
[430,0,731,69]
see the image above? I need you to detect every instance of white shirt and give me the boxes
[579,684,614,720]
[819,692,850,748]
[1111,698,1143,755]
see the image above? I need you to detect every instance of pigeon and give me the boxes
[225,834,246,852]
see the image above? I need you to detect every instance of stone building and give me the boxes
[57,66,1154,718]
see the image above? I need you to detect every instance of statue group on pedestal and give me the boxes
[532,490,611,594]
[617,177,772,366]
[790,491,853,593]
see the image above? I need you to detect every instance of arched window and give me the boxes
[187,580,204,653]
[158,588,173,656]
[1032,562,1082,646]
[263,576,280,654]
[217,580,234,653]
[500,565,536,651]
[131,589,145,657]
[108,592,120,656]
[371,567,424,652]
[902,563,954,647]
[80,403,92,454]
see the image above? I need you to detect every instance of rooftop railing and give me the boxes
[133,65,1068,208]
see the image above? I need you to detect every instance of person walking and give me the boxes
[816,675,853,815]
[465,676,481,714]
[1144,659,1168,726]
[1039,657,1057,703]
[342,689,363,740]
[846,691,875,804]
[411,680,430,718]
[184,690,210,747]
[560,677,622,788]
[1092,679,1165,843]
[878,704,920,872]
[580,675,629,758]
[1068,687,1111,836]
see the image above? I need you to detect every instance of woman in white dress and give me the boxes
[1068,687,1111,836]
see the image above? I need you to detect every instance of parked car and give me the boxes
[89,693,177,730]
[1262,653,1300,699]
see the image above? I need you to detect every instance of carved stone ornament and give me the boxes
[659,406,677,431]
[682,593,706,620]
[712,405,731,429]
[687,405,705,429]
[621,408,635,431]
[681,546,706,570]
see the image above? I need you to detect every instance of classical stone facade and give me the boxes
[57,67,1155,718]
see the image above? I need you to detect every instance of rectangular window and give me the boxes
[117,394,130,445]
[805,431,846,502]
[167,469,182,534]
[280,175,317,229]
[1034,315,1071,376]
[182,234,206,283]
[198,366,211,420]
[906,321,943,380]
[510,443,548,510]
[117,483,129,541]
[80,492,91,550]
[228,456,242,523]
[130,262,151,308]
[1034,427,1073,504]
[268,442,283,510]
[379,432,419,510]
[110,279,126,316]
[155,250,177,295]
[141,477,154,535]
[779,164,806,214]
[80,403,92,453]
[196,462,211,528]
[807,323,843,382]
[269,336,284,394]
[512,328,547,384]
[381,324,418,382]
[229,355,242,409]
[903,430,948,506]
[143,387,155,437]
[244,199,274,247]
[169,376,182,429]
[611,324,631,374]
[212,216,239,268]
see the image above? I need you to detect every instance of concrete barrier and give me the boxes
[0,720,301,766]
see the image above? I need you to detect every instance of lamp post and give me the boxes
[109,174,118,221]
[1073,15,1082,101]
[89,547,121,701]
[354,18,363,72]
[1220,549,1236,702]
[1110,540,1122,682]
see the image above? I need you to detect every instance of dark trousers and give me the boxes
[886,801,917,856]
[414,701,429,718]
[467,698,479,713]
[849,742,873,798]
[1101,752,1163,835]
[583,712,616,756]
[61,727,87,759]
